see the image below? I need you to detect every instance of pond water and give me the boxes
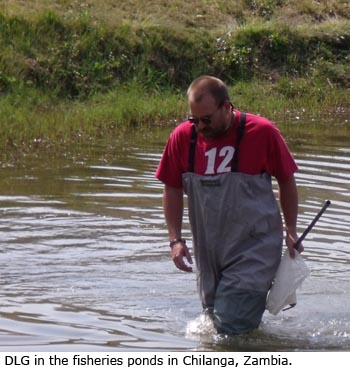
[0,118,349,352]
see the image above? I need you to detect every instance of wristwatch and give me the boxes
[169,238,186,248]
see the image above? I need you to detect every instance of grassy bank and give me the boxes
[0,0,349,152]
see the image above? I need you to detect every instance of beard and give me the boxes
[197,121,230,140]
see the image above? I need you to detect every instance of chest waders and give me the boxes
[182,113,283,335]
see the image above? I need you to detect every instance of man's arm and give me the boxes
[163,185,193,272]
[278,174,304,258]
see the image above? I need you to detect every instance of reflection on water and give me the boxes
[0,120,349,351]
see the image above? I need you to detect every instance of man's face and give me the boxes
[188,94,231,140]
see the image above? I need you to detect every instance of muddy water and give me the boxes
[0,119,349,351]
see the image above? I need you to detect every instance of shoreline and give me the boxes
[0,4,349,154]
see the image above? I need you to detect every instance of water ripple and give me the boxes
[0,125,349,351]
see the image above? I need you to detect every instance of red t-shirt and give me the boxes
[156,111,298,188]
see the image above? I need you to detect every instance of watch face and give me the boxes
[170,238,186,247]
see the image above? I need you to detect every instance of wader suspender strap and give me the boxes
[188,124,197,173]
[188,112,246,173]
[231,112,246,172]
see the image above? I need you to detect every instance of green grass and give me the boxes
[0,0,349,154]
[1,0,349,30]
[230,78,350,120]
[1,82,186,150]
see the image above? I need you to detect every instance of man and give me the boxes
[155,76,303,335]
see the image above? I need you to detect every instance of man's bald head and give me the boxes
[187,76,230,106]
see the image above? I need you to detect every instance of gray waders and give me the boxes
[182,113,283,335]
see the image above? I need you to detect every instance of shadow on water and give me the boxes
[0,119,349,351]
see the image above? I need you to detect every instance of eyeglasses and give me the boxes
[188,103,224,126]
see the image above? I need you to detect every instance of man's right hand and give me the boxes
[171,242,193,272]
